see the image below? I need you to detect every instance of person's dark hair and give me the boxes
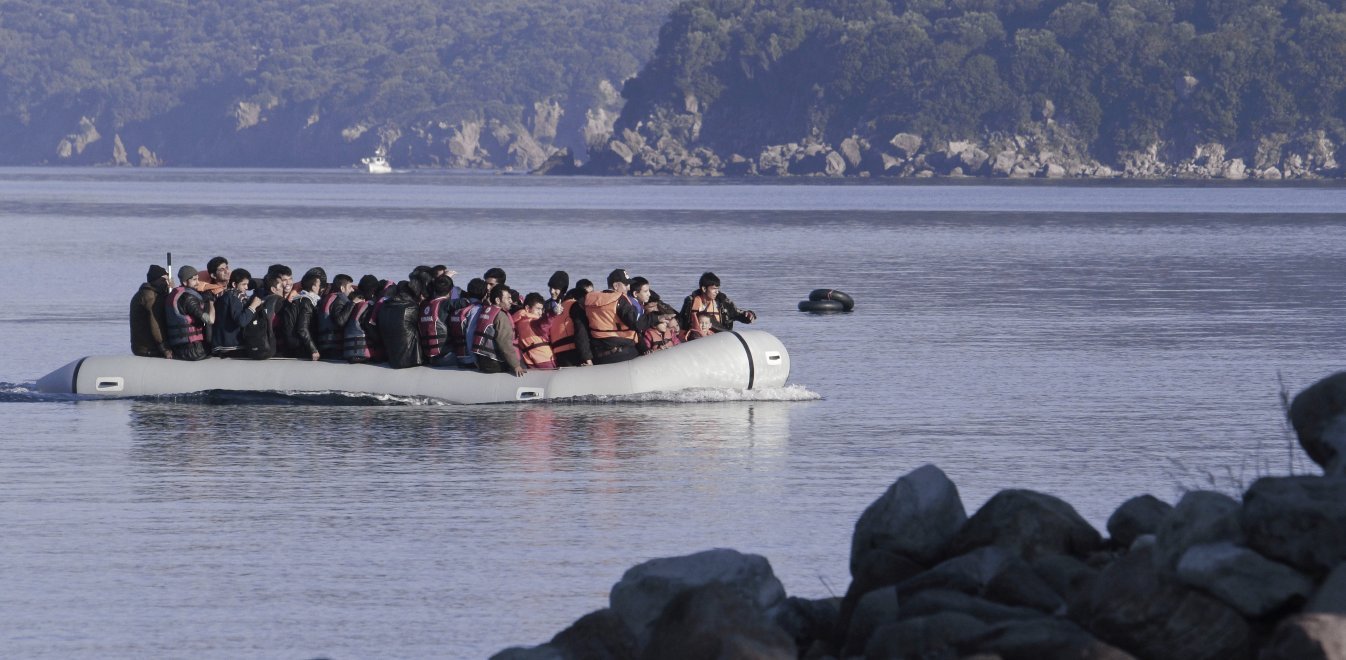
[648,290,661,304]
[524,292,545,307]
[657,302,678,317]
[304,267,327,284]
[356,275,380,299]
[488,285,510,305]
[432,265,449,275]
[332,273,353,288]
[431,275,456,298]
[402,278,426,301]
[300,273,322,292]
[207,256,228,275]
[466,277,488,300]
[562,287,584,301]
[483,267,507,284]
[264,275,283,294]
[629,276,649,292]
[576,278,593,291]
[547,270,569,293]
[380,280,396,297]
[229,268,252,286]
[699,272,720,288]
[266,264,292,279]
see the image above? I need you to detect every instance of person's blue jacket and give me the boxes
[212,290,256,349]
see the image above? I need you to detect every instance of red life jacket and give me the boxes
[643,326,676,352]
[550,298,579,355]
[450,302,479,365]
[364,296,390,361]
[165,287,206,347]
[584,291,636,342]
[343,299,372,361]
[512,309,555,369]
[470,306,502,361]
[419,296,451,360]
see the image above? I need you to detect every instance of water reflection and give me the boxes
[126,399,795,491]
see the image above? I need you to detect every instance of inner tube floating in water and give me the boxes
[797,288,854,313]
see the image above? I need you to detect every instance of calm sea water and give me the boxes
[1,169,1342,658]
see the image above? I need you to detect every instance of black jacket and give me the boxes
[212,289,256,349]
[680,290,752,332]
[317,292,354,357]
[378,291,423,369]
[282,293,320,357]
[130,281,169,357]
[239,294,282,360]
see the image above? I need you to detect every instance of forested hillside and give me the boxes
[578,0,1346,177]
[0,0,673,167]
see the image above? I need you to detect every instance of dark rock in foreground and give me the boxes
[496,372,1346,660]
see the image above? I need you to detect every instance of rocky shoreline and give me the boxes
[538,105,1346,180]
[492,372,1346,659]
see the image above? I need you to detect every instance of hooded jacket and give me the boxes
[130,280,170,357]
[377,286,423,369]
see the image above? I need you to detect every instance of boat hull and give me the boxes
[36,330,790,404]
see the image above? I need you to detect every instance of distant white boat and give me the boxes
[361,153,392,174]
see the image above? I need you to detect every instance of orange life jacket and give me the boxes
[550,298,579,354]
[584,291,637,342]
[686,292,723,326]
[512,309,555,368]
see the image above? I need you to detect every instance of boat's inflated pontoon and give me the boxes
[37,330,790,404]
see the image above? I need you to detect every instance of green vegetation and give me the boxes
[619,0,1346,161]
[0,0,671,162]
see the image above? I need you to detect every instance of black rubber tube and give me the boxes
[807,288,855,310]
[798,299,847,313]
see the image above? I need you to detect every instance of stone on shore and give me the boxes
[1082,546,1250,660]
[533,147,580,175]
[609,548,786,646]
[966,617,1137,659]
[1307,562,1346,614]
[889,133,923,158]
[850,464,967,572]
[644,583,795,660]
[897,546,1065,614]
[1107,494,1172,548]
[864,612,989,660]
[1175,541,1314,617]
[1289,371,1346,474]
[1153,490,1244,571]
[945,489,1101,561]
[899,588,1045,624]
[1260,613,1346,660]
[1242,476,1346,575]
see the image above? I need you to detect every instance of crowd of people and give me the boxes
[129,258,757,377]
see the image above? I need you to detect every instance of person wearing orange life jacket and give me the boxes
[419,275,470,366]
[573,269,652,366]
[164,265,214,361]
[682,311,716,342]
[549,286,585,367]
[189,256,230,300]
[513,292,556,369]
[544,271,569,318]
[473,286,526,376]
[315,274,356,359]
[679,271,756,333]
[640,303,681,354]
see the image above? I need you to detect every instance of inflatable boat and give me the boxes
[36,330,790,404]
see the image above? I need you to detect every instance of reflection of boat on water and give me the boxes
[37,331,791,404]
[360,152,392,174]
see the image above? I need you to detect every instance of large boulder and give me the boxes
[546,608,639,660]
[1107,495,1172,548]
[534,148,580,175]
[1081,546,1250,660]
[1153,490,1244,572]
[644,583,795,660]
[897,546,1065,614]
[899,588,1044,624]
[864,612,989,660]
[1308,562,1346,614]
[839,549,925,641]
[1031,554,1100,611]
[1288,372,1346,473]
[1175,541,1314,617]
[1242,476,1346,575]
[956,147,990,174]
[824,151,847,177]
[850,464,967,572]
[771,597,839,653]
[1260,613,1346,660]
[843,586,899,656]
[889,133,923,158]
[839,137,865,171]
[945,489,1101,561]
[609,548,786,646]
[965,618,1137,660]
